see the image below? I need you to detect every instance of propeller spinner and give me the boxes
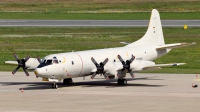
[12,53,30,76]
[91,57,109,80]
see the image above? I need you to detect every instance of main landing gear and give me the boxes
[63,78,73,85]
[52,82,58,89]
[118,79,127,85]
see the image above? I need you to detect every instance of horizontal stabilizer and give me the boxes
[4,61,18,65]
[143,63,185,70]
[156,42,195,50]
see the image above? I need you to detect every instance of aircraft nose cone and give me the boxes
[34,68,44,77]
[34,68,49,78]
[34,70,38,75]
[34,70,40,77]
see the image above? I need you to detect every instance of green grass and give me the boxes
[1,1,200,19]
[1,12,200,20]
[1,1,200,12]
[1,27,200,73]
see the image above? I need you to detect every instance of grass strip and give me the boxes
[0,27,200,73]
[1,12,200,20]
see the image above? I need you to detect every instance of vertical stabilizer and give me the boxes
[125,9,165,47]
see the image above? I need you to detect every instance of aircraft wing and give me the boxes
[156,42,195,50]
[4,61,18,65]
[142,63,186,70]
[5,58,40,72]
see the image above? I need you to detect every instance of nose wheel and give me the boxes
[118,79,127,85]
[52,82,58,89]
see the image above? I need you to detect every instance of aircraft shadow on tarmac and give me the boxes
[72,77,165,88]
[0,76,165,90]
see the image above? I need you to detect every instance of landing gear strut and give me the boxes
[118,79,127,85]
[52,82,58,89]
[63,78,73,85]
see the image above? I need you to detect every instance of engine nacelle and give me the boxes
[25,58,40,70]
[130,60,155,71]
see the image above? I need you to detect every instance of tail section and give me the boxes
[126,9,165,47]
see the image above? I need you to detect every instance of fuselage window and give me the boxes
[72,61,74,65]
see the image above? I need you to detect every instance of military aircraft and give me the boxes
[5,9,193,89]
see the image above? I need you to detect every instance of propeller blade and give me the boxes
[22,67,29,76]
[102,58,109,65]
[117,55,125,64]
[129,55,135,63]
[37,56,42,63]
[103,73,109,80]
[12,66,20,75]
[91,72,97,79]
[91,57,98,66]
[24,55,30,62]
[13,53,20,62]
[129,71,134,78]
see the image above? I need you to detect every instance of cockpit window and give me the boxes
[53,60,58,64]
[37,57,59,68]
[37,59,52,68]
[46,60,52,64]
[42,60,46,64]
[53,57,59,64]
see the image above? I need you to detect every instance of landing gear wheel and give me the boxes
[55,84,58,89]
[52,83,58,89]
[52,84,54,89]
[118,79,127,85]
[63,78,73,85]
[118,79,122,85]
[68,78,73,85]
[123,79,127,85]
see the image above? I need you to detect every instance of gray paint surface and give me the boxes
[0,20,200,27]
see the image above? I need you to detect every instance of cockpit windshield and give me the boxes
[46,60,52,64]
[37,57,59,68]
[42,60,46,64]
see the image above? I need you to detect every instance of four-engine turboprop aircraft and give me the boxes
[5,9,194,89]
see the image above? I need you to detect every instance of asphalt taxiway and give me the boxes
[0,72,200,112]
[1,20,200,27]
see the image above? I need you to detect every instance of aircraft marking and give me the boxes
[75,52,84,76]
[63,57,66,63]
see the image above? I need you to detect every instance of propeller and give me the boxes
[117,55,135,78]
[91,57,109,80]
[37,56,42,64]
[12,53,30,76]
